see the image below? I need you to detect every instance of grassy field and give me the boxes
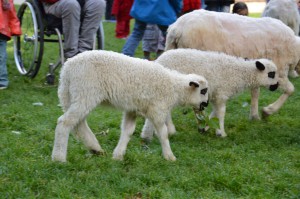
[0,12,300,198]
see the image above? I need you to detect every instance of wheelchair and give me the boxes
[13,0,105,84]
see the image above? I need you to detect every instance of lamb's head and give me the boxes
[186,74,209,111]
[254,59,279,91]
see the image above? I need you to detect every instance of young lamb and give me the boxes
[141,49,279,138]
[262,0,300,36]
[52,50,209,162]
[165,9,300,120]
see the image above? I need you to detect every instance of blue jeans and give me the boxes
[0,39,8,87]
[122,20,168,57]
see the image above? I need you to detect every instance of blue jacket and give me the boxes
[130,0,182,26]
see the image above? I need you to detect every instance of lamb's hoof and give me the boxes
[198,126,209,134]
[262,109,271,119]
[141,132,154,142]
[216,130,227,138]
[90,149,106,156]
[250,115,261,121]
[164,153,176,161]
[52,155,67,163]
[288,70,299,78]
[141,136,152,145]
[112,151,125,161]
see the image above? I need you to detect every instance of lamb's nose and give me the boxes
[199,100,209,111]
[269,82,279,91]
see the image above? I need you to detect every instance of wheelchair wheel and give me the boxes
[94,22,105,50]
[13,0,44,78]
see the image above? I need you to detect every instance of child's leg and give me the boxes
[115,18,128,39]
[0,40,8,88]
[143,51,151,60]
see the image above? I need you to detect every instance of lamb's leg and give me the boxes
[141,112,176,141]
[74,119,104,155]
[52,97,98,162]
[153,119,176,161]
[263,78,294,117]
[250,87,260,120]
[213,102,227,137]
[141,119,155,142]
[52,104,90,162]
[166,113,176,135]
[52,115,72,162]
[113,111,137,160]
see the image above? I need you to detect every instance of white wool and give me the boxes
[165,9,298,119]
[262,0,300,35]
[141,49,279,137]
[52,50,209,162]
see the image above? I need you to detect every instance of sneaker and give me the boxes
[0,85,7,90]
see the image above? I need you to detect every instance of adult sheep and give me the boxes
[262,0,300,76]
[166,9,300,120]
[52,50,209,162]
[141,49,279,138]
[262,0,300,36]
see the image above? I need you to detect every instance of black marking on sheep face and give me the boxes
[269,82,279,91]
[268,71,275,79]
[189,81,199,87]
[201,88,208,95]
[256,61,265,71]
[200,100,209,111]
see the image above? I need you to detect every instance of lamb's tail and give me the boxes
[57,71,71,112]
[165,24,181,51]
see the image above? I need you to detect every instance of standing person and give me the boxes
[182,0,201,15]
[111,0,134,39]
[0,0,22,89]
[205,0,234,12]
[122,0,182,57]
[105,0,115,22]
[40,0,106,59]
[142,24,164,60]
[232,2,248,16]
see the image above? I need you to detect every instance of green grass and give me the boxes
[0,12,300,198]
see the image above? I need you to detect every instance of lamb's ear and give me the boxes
[189,81,199,88]
[256,61,265,71]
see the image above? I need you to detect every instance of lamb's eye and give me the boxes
[201,88,207,95]
[268,71,275,78]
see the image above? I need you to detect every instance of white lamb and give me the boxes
[141,49,279,138]
[262,0,300,36]
[166,9,300,120]
[52,50,209,162]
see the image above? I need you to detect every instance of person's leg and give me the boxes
[122,20,147,56]
[115,18,128,38]
[79,0,105,53]
[43,0,81,58]
[0,40,8,88]
[105,0,114,20]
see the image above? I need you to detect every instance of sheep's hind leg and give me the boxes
[141,119,155,143]
[113,111,137,160]
[52,102,95,162]
[74,119,105,155]
[262,78,294,118]
[52,115,72,162]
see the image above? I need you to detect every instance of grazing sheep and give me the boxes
[262,0,300,36]
[262,0,300,76]
[52,50,209,162]
[165,9,300,120]
[141,49,279,138]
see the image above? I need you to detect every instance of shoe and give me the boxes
[0,85,7,90]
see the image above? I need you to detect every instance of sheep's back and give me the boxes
[60,50,179,109]
[168,10,298,72]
